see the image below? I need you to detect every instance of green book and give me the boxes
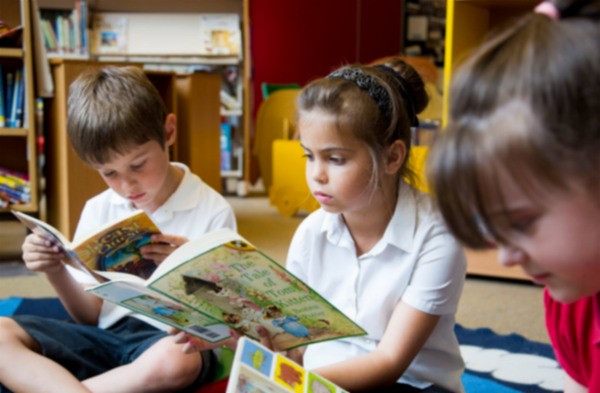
[86,228,367,350]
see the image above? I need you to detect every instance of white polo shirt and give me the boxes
[287,181,466,393]
[69,162,237,330]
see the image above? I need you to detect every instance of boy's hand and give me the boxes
[140,234,188,264]
[168,327,241,354]
[21,232,65,275]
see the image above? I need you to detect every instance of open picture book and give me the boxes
[85,228,366,350]
[228,337,348,393]
[13,210,161,282]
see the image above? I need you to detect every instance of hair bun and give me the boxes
[377,58,429,115]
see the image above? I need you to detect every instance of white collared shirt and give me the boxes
[287,181,466,393]
[69,162,237,330]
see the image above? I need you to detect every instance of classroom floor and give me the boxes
[0,196,549,344]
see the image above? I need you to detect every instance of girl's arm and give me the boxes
[314,300,440,391]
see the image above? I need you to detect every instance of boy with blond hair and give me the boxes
[0,66,236,393]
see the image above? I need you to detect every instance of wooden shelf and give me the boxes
[0,203,37,213]
[0,128,27,136]
[0,48,24,58]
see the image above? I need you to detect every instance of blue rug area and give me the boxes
[0,297,563,392]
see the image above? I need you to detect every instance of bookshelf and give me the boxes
[0,0,39,213]
[443,0,538,281]
[37,0,252,196]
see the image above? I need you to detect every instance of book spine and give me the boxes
[15,70,24,128]
[72,9,80,54]
[56,14,63,53]
[41,17,52,51]
[0,190,24,204]
[5,72,13,120]
[46,19,58,51]
[0,167,30,183]
[0,175,29,193]
[9,70,21,128]
[0,64,4,127]
[80,0,86,52]
[0,184,30,203]
[63,16,70,53]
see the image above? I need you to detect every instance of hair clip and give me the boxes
[534,1,560,20]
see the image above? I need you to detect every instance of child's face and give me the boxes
[92,140,172,212]
[299,111,375,215]
[488,170,600,303]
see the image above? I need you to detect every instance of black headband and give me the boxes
[326,66,420,128]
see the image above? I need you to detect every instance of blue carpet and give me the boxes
[0,297,562,392]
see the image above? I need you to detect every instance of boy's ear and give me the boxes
[384,140,406,175]
[164,114,177,147]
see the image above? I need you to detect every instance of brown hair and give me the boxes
[296,59,429,190]
[67,66,167,164]
[428,0,600,249]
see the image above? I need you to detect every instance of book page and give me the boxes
[86,281,230,344]
[227,337,348,393]
[12,211,107,282]
[71,210,161,279]
[147,229,366,351]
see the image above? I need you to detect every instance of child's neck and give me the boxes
[137,163,184,214]
[342,182,398,257]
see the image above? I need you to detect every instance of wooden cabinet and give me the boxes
[443,0,538,281]
[0,0,38,213]
[176,73,222,194]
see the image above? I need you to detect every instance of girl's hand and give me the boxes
[21,232,65,275]
[254,326,304,365]
[168,327,242,354]
[140,234,188,264]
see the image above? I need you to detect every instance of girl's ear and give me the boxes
[385,140,406,175]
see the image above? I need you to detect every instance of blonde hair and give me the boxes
[67,66,167,164]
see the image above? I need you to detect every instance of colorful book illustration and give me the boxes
[12,210,161,281]
[227,337,349,393]
[199,14,241,56]
[84,228,367,351]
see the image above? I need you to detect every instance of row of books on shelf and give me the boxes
[0,167,30,208]
[0,66,25,128]
[40,0,88,56]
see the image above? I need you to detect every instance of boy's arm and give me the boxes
[46,265,104,325]
[22,232,103,325]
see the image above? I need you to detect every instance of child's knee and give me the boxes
[0,318,40,354]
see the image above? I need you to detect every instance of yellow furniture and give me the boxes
[270,141,430,217]
[442,0,537,281]
[270,140,320,217]
[253,89,300,193]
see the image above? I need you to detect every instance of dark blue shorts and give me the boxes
[0,315,215,393]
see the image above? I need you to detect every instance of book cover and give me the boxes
[86,229,367,351]
[199,14,241,56]
[13,210,161,281]
[14,70,24,128]
[71,211,160,279]
[91,15,127,55]
[227,337,349,393]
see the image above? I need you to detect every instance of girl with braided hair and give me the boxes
[428,0,600,391]
[173,59,466,392]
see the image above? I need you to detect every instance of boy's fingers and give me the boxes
[140,244,174,255]
[25,234,52,247]
[151,234,188,247]
[26,252,63,262]
[24,244,61,253]
[172,330,189,344]
[140,252,167,264]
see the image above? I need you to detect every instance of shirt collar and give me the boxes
[109,163,203,223]
[320,179,417,255]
